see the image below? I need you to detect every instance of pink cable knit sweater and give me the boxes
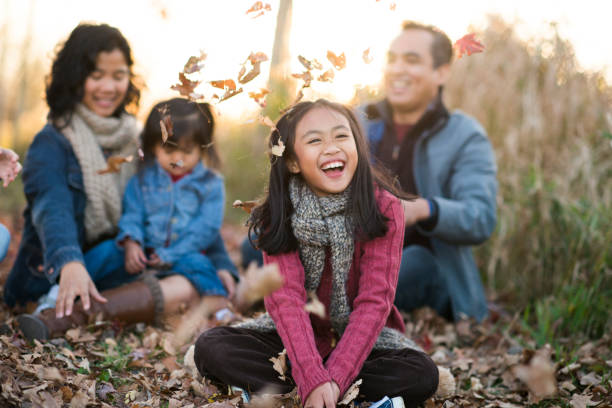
[263,188,406,401]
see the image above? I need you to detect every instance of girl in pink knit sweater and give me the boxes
[194,100,438,408]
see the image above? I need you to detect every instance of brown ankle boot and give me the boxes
[18,273,164,341]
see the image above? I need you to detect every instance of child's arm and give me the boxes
[324,193,405,396]
[155,178,224,264]
[264,251,334,402]
[116,177,146,248]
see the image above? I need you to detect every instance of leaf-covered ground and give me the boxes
[0,225,610,408]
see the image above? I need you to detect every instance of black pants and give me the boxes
[194,327,438,407]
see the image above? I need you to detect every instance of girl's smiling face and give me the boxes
[288,107,358,196]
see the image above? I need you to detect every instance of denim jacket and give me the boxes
[4,124,236,307]
[116,161,228,268]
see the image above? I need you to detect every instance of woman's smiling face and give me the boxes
[82,48,129,117]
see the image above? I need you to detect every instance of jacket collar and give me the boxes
[365,89,450,137]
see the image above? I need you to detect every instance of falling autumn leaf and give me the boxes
[339,379,362,405]
[246,1,272,18]
[170,160,184,169]
[170,72,202,99]
[389,2,396,10]
[138,148,144,161]
[317,69,334,83]
[232,199,258,214]
[183,51,207,74]
[248,52,269,65]
[454,33,485,59]
[291,71,313,88]
[97,155,134,175]
[248,88,270,107]
[216,87,243,103]
[258,114,277,131]
[210,79,237,91]
[298,55,322,71]
[327,50,346,70]
[304,291,326,319]
[269,349,288,381]
[238,52,269,84]
[362,47,373,64]
[233,262,284,313]
[159,108,173,144]
[271,140,285,157]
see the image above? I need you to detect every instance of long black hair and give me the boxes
[141,98,220,170]
[46,23,141,124]
[249,99,410,255]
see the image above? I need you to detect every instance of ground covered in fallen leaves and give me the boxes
[0,225,610,408]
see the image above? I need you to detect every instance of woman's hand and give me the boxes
[304,381,340,408]
[146,252,163,268]
[401,198,431,227]
[124,239,148,274]
[0,147,22,188]
[217,269,236,300]
[56,262,107,318]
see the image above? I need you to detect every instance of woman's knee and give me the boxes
[405,350,439,402]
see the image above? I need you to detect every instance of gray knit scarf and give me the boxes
[235,176,420,351]
[60,104,139,244]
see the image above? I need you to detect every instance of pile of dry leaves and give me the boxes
[1,286,610,408]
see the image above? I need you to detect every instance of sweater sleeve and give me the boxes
[324,191,405,395]
[263,251,332,402]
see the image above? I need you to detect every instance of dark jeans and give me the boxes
[395,245,452,319]
[194,326,438,407]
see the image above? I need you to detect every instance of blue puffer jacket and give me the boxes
[358,100,498,321]
[3,123,236,307]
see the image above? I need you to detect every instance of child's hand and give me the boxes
[0,147,22,188]
[124,239,147,274]
[147,252,163,268]
[304,381,340,408]
[217,269,236,300]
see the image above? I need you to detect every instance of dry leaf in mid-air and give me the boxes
[210,79,237,91]
[271,140,285,157]
[170,72,202,99]
[238,52,269,84]
[512,346,557,400]
[246,1,271,18]
[183,51,207,74]
[232,199,258,214]
[292,71,313,88]
[138,148,144,161]
[216,88,244,103]
[339,379,362,405]
[269,349,288,381]
[362,48,373,64]
[454,33,485,58]
[327,50,346,70]
[159,107,173,144]
[389,1,396,10]
[97,155,134,175]
[248,88,270,107]
[317,69,334,83]
[258,115,277,131]
[233,262,284,313]
[298,55,322,70]
[304,291,326,318]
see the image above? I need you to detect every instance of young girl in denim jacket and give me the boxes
[194,100,439,408]
[116,97,237,315]
[17,97,238,340]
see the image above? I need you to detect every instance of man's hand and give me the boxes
[124,239,147,274]
[217,269,236,300]
[0,147,22,188]
[402,198,431,227]
[304,381,340,408]
[56,262,107,318]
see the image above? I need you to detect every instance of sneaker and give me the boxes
[369,396,405,408]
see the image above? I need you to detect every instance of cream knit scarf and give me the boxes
[61,104,139,244]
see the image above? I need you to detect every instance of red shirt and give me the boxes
[263,188,405,401]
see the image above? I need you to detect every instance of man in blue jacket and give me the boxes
[359,21,497,321]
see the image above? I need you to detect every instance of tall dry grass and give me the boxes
[443,17,611,311]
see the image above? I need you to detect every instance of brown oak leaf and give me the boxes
[327,50,346,70]
[454,33,485,58]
